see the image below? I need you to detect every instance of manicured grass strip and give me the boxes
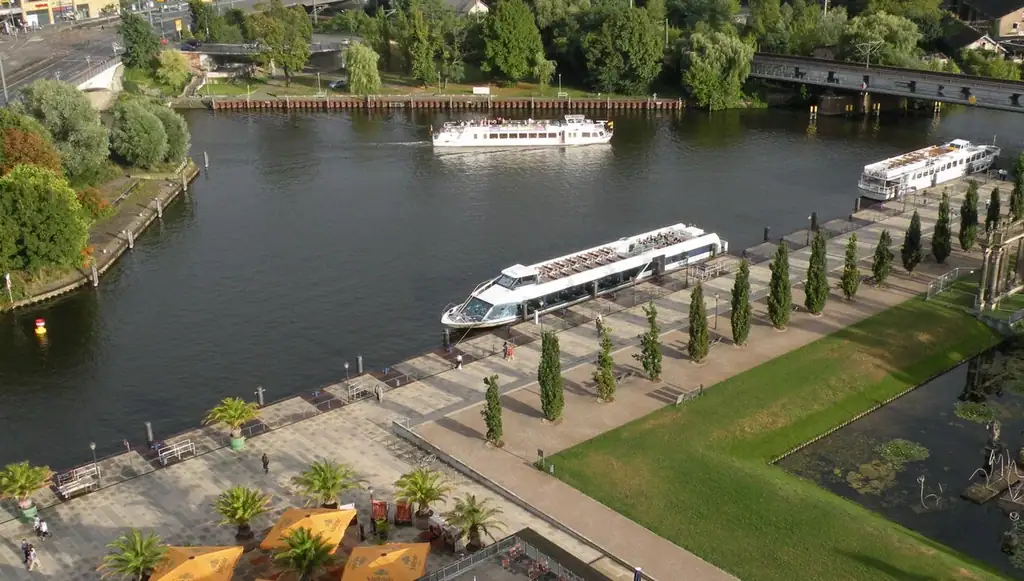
[552,297,1006,581]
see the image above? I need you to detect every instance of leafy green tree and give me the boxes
[767,242,791,329]
[394,467,453,519]
[482,0,544,83]
[0,128,61,175]
[273,528,336,581]
[987,187,1001,232]
[118,11,160,70]
[17,79,109,184]
[593,322,616,401]
[960,50,1021,81]
[840,234,861,300]
[864,0,942,41]
[538,330,564,421]
[1012,178,1024,222]
[668,0,739,31]
[213,486,270,540]
[872,229,894,285]
[99,529,167,580]
[645,0,666,24]
[249,0,313,87]
[534,0,592,30]
[443,494,506,552]
[682,29,755,110]
[748,0,787,52]
[533,50,557,89]
[110,100,168,169]
[804,230,829,314]
[687,283,709,362]
[583,7,663,94]
[730,258,751,345]
[224,8,254,40]
[960,180,979,251]
[292,460,358,508]
[0,461,53,513]
[0,165,89,274]
[838,11,921,66]
[481,374,504,444]
[633,301,662,380]
[189,0,217,40]
[931,189,952,264]
[155,50,191,92]
[345,43,382,95]
[146,104,191,163]
[409,9,438,86]
[901,210,923,273]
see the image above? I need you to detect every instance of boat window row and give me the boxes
[665,244,716,266]
[910,152,990,180]
[475,131,606,140]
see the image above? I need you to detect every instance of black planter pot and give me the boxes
[235,524,254,542]
[321,502,339,509]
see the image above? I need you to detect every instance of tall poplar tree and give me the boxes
[593,323,616,402]
[932,189,952,264]
[481,375,503,446]
[730,259,751,346]
[901,210,923,274]
[960,181,979,251]
[986,188,1001,232]
[633,301,662,381]
[687,283,709,363]
[538,330,564,421]
[767,242,791,329]
[872,230,894,285]
[1013,153,1024,221]
[804,230,828,315]
[840,234,860,300]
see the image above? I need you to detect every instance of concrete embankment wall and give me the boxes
[205,96,686,112]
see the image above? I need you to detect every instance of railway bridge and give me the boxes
[750,53,1024,113]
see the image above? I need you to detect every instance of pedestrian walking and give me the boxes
[20,539,29,563]
[375,385,383,403]
[38,520,49,540]
[261,453,269,474]
[596,313,603,336]
[502,341,510,361]
[26,546,38,571]
[508,343,515,361]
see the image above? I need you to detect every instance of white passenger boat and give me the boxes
[431,114,613,148]
[441,224,728,329]
[858,139,999,201]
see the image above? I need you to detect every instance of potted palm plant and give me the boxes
[443,494,506,553]
[291,460,358,508]
[203,397,260,451]
[99,529,167,581]
[394,467,453,530]
[213,486,270,542]
[0,461,53,521]
[273,527,336,581]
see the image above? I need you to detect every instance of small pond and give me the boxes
[778,339,1024,578]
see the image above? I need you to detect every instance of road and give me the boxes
[0,24,120,102]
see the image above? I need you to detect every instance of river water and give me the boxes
[1,107,1022,470]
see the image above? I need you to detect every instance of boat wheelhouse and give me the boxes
[431,115,613,148]
[857,139,999,201]
[441,224,728,329]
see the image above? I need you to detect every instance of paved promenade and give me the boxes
[0,177,1002,581]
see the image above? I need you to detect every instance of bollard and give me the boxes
[204,151,209,169]
[155,198,163,219]
[442,329,451,350]
[811,212,818,232]
[763,226,770,242]
[357,355,363,375]
[90,263,99,287]
[854,198,862,213]
[144,421,155,446]
[255,386,265,406]
[127,228,135,249]
[181,172,187,193]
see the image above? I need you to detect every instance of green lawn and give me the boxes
[552,297,1008,581]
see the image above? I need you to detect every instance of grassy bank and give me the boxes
[552,296,1007,581]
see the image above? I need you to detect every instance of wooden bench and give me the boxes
[158,439,196,466]
[56,464,101,500]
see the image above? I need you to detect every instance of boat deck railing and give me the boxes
[535,230,697,282]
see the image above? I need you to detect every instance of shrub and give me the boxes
[146,104,191,163]
[155,49,191,92]
[77,187,114,221]
[0,128,62,175]
[110,100,168,168]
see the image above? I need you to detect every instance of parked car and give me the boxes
[329,79,347,90]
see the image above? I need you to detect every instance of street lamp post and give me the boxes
[558,74,562,96]
[714,293,720,330]
[89,442,100,486]
[805,215,812,245]
[0,57,8,105]
[344,361,350,381]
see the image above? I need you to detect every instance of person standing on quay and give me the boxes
[38,520,49,540]
[261,453,270,475]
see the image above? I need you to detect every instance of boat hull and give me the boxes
[432,136,613,148]
[441,308,516,329]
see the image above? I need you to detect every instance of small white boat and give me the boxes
[432,114,613,148]
[858,139,999,201]
[441,224,728,329]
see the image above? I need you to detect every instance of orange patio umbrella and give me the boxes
[260,508,357,551]
[149,545,244,581]
[342,543,430,581]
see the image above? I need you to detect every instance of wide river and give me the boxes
[1,107,1022,469]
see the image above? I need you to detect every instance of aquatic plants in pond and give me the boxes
[845,439,930,496]
[955,401,996,423]
[875,439,930,468]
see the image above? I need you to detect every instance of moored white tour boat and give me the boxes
[441,224,728,329]
[858,139,999,201]
[431,114,613,148]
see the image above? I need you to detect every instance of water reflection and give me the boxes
[434,144,613,173]
[779,340,1024,578]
